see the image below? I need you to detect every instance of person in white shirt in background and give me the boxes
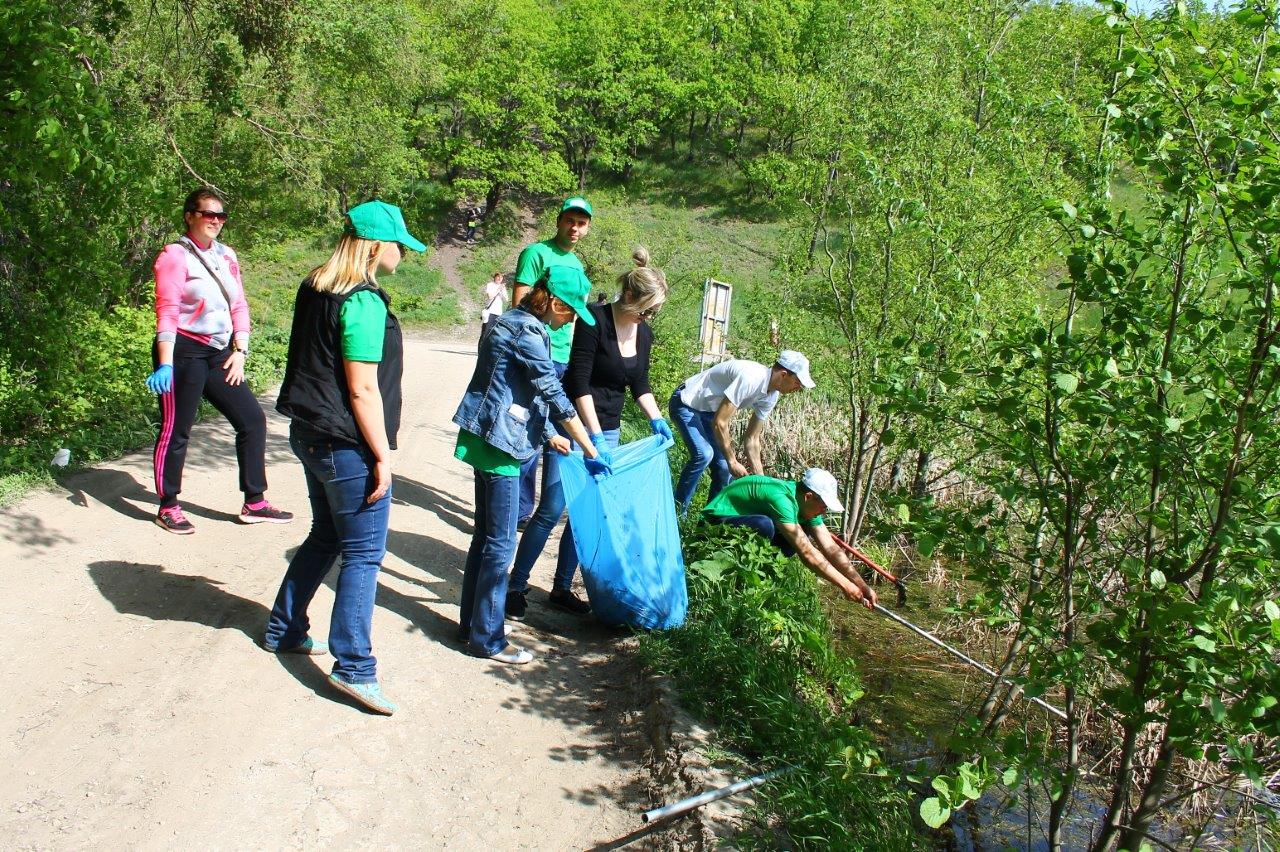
[479,271,505,340]
[667,350,814,514]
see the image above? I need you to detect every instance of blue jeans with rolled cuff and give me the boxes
[265,428,391,684]
[460,469,520,656]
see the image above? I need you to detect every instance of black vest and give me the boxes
[276,281,403,449]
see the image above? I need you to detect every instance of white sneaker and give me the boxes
[489,644,534,665]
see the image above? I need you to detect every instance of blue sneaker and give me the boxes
[269,636,328,656]
[328,673,396,715]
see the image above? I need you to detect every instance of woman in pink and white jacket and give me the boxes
[145,187,292,534]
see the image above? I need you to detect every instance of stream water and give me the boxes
[829,601,1268,850]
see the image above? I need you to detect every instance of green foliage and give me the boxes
[640,522,914,849]
[881,4,1280,846]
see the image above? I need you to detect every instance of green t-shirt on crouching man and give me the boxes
[701,475,824,528]
[513,239,586,364]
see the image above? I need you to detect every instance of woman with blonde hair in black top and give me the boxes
[505,246,673,619]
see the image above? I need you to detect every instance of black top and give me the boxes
[563,302,654,431]
[276,282,404,449]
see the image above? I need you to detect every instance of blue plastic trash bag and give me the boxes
[559,435,687,629]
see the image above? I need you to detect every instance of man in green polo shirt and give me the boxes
[703,468,878,608]
[511,196,593,524]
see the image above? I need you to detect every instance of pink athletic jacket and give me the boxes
[153,237,251,351]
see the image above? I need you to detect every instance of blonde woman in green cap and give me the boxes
[266,200,425,715]
[452,265,612,665]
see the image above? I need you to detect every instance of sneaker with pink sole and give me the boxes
[238,500,294,524]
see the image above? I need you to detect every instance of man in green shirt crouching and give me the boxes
[702,468,878,609]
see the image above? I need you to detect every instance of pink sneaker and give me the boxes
[238,500,293,525]
[155,505,195,535]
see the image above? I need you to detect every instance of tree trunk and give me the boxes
[1117,729,1176,852]
[484,184,504,220]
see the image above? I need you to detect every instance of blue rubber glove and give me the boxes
[649,418,673,441]
[146,364,174,394]
[584,453,613,478]
[588,433,615,469]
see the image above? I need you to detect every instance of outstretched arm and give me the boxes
[777,522,875,608]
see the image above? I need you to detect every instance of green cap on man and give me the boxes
[560,196,593,218]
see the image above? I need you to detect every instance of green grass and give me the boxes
[459,168,791,370]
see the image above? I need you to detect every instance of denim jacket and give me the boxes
[452,307,577,461]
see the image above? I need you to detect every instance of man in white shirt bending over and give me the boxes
[667,350,813,514]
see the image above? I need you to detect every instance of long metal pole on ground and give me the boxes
[641,767,794,824]
[870,603,1068,721]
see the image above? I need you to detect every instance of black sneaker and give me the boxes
[548,589,591,615]
[155,505,195,535]
[516,516,532,532]
[505,589,528,621]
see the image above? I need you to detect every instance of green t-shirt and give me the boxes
[454,429,521,476]
[340,290,387,361]
[514,239,584,364]
[702,476,824,528]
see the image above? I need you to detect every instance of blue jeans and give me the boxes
[708,514,796,557]
[509,428,619,596]
[518,361,569,520]
[460,469,519,656]
[266,429,391,684]
[669,391,731,513]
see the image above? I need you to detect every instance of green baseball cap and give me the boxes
[545,266,596,326]
[559,196,593,218]
[346,200,427,253]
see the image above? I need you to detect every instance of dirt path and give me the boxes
[0,336,654,849]
[429,205,541,320]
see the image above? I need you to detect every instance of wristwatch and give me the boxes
[233,342,249,358]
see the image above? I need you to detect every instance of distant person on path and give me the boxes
[145,187,293,535]
[702,468,878,608]
[506,247,671,620]
[265,200,424,716]
[453,265,612,665]
[511,196,594,527]
[465,206,480,242]
[669,351,814,513]
[479,271,505,340]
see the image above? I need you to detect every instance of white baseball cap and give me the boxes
[776,350,815,388]
[801,468,844,513]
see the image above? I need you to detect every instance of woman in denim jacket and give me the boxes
[452,266,612,664]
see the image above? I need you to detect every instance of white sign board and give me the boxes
[698,279,732,368]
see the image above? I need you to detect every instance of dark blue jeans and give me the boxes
[265,428,391,684]
[669,391,731,513]
[707,514,796,557]
[460,469,519,656]
[518,361,569,520]
[509,428,619,596]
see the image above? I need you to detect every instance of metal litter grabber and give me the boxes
[831,532,908,606]
[833,535,1067,721]
[868,602,1066,720]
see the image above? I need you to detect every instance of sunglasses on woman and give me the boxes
[195,209,229,222]
[638,306,662,318]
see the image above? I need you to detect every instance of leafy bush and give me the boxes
[639,522,915,849]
